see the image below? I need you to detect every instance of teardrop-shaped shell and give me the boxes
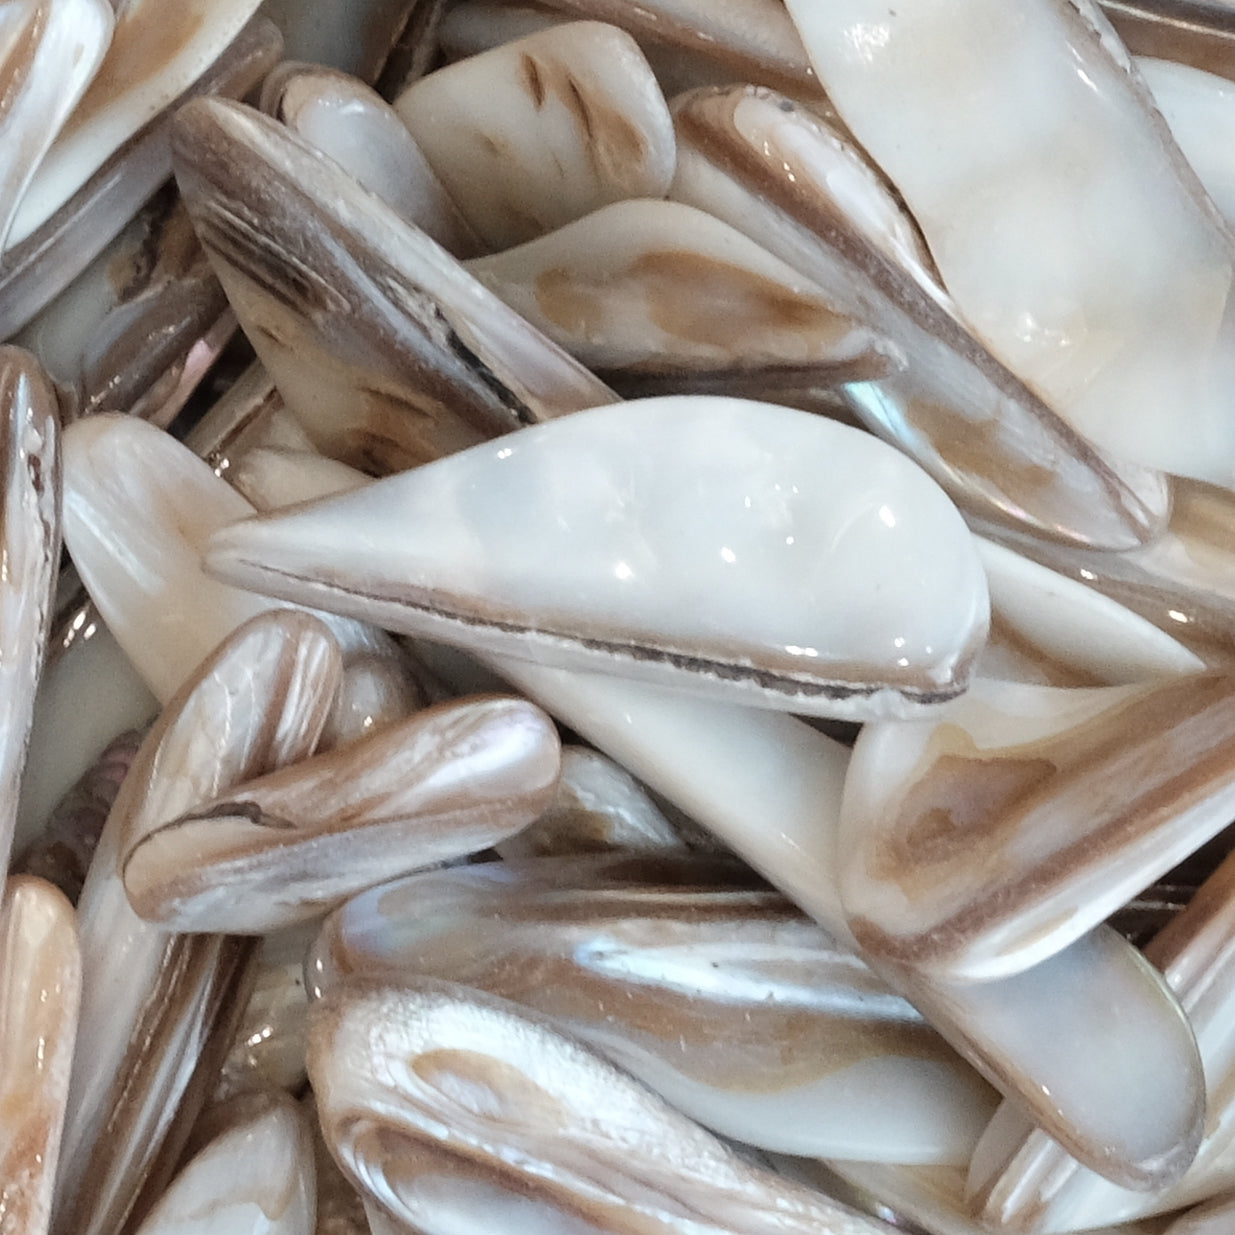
[206,396,990,720]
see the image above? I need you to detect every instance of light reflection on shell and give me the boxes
[7,3,1235,1234]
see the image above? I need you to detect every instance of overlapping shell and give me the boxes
[9,2,1235,1234]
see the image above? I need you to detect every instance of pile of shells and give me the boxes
[9,1,1235,1233]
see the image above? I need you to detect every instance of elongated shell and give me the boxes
[52,613,341,1235]
[784,0,1235,484]
[840,674,1235,980]
[310,855,997,1165]
[0,876,80,1235]
[172,96,615,475]
[206,396,990,720]
[309,978,905,1234]
[122,696,562,933]
[0,349,61,875]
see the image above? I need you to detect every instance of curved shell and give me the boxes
[207,396,990,720]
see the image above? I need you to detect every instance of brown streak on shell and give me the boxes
[855,673,1235,968]
[672,86,1167,549]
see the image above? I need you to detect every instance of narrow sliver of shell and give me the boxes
[0,348,61,876]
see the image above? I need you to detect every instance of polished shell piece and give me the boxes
[0,15,281,341]
[0,0,112,250]
[52,613,341,1235]
[7,0,264,248]
[61,413,413,745]
[494,744,686,858]
[976,538,1202,687]
[311,855,998,1165]
[121,696,562,933]
[0,876,81,1235]
[393,22,676,251]
[207,396,990,719]
[899,925,1204,1192]
[0,350,61,875]
[129,1091,315,1235]
[784,0,1235,484]
[62,414,277,704]
[308,979,905,1234]
[669,84,1171,552]
[840,674,1235,979]
[262,62,480,257]
[466,198,883,379]
[970,841,1235,1231]
[172,97,615,474]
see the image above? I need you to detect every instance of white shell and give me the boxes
[839,674,1235,980]
[7,0,264,248]
[206,396,990,720]
[0,0,113,250]
[129,1093,315,1235]
[785,0,1235,484]
[393,22,675,250]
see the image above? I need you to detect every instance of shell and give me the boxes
[310,854,998,1165]
[0,876,81,1235]
[172,96,615,474]
[783,0,1235,484]
[308,978,905,1234]
[205,395,990,720]
[51,613,340,1235]
[838,674,1235,980]
[393,22,675,251]
[669,84,1171,551]
[121,695,562,933]
[261,62,480,257]
[0,349,61,875]
[466,198,883,380]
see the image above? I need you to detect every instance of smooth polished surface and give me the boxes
[207,396,990,719]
